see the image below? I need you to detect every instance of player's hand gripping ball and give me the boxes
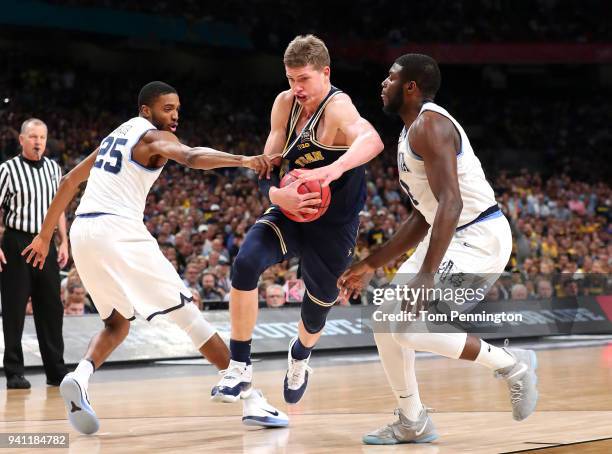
[280,169,331,222]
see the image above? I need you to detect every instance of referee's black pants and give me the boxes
[1,228,67,381]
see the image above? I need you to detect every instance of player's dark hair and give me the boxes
[395,54,441,99]
[137,81,177,110]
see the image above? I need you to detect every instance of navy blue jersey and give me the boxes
[281,86,366,224]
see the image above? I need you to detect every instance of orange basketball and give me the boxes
[279,169,331,222]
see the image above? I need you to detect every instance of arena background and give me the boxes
[0,1,611,452]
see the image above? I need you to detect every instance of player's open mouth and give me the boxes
[169,124,177,132]
[296,94,307,102]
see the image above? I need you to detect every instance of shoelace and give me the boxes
[219,364,243,381]
[510,381,524,404]
[287,359,313,388]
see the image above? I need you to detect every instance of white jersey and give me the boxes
[76,117,161,220]
[397,102,497,227]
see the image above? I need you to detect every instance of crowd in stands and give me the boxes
[46,0,611,46]
[1,60,610,315]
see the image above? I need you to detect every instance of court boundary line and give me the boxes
[501,436,612,453]
[4,409,612,424]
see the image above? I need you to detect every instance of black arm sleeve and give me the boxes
[257,168,280,202]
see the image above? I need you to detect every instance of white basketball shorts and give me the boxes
[70,214,193,321]
[397,212,512,276]
[392,213,512,312]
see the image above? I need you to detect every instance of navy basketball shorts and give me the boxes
[232,207,360,333]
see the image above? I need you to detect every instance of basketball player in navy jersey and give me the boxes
[22,81,288,433]
[336,54,539,444]
[212,35,384,405]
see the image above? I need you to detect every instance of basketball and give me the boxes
[279,169,331,222]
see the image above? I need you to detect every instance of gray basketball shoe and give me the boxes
[362,407,438,445]
[496,348,539,421]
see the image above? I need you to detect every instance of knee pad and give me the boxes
[301,293,333,334]
[163,302,217,349]
[392,331,467,359]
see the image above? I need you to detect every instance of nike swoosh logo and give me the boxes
[506,363,528,380]
[264,408,279,416]
[415,420,427,436]
[399,394,413,399]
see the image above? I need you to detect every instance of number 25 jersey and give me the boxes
[76,117,161,220]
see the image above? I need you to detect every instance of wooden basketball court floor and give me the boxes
[2,340,612,453]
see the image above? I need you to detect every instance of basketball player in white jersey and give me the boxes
[22,81,288,434]
[312,55,539,444]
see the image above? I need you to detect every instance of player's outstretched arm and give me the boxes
[145,130,275,178]
[303,94,384,186]
[410,111,463,274]
[22,148,99,269]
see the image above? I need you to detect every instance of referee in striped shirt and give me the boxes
[0,118,68,389]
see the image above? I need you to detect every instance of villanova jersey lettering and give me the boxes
[398,150,409,173]
[76,117,161,221]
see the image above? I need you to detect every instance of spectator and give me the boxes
[535,279,554,299]
[64,300,85,316]
[562,278,580,297]
[266,284,286,308]
[182,263,202,294]
[484,283,502,302]
[201,272,224,302]
[510,284,529,301]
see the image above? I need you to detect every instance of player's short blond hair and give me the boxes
[283,34,330,70]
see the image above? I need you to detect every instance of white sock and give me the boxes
[393,388,424,420]
[73,359,94,389]
[373,332,424,421]
[474,341,515,371]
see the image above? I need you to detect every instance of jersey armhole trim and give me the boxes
[129,128,164,172]
[409,109,463,160]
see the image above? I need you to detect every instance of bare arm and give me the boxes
[364,209,430,269]
[303,94,384,186]
[337,208,430,298]
[57,212,68,244]
[264,91,292,159]
[142,130,273,177]
[409,111,463,274]
[261,92,290,200]
[40,149,98,243]
[56,211,69,268]
[328,95,385,174]
[56,164,69,246]
[265,93,322,216]
[22,149,98,268]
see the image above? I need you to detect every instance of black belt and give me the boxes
[4,227,37,237]
[456,204,501,232]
